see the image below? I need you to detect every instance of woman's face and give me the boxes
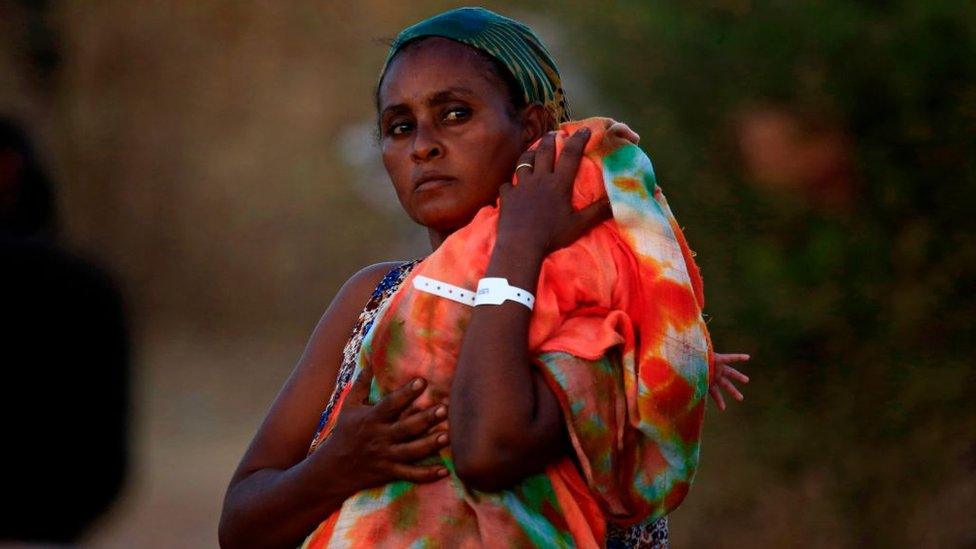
[378,38,539,237]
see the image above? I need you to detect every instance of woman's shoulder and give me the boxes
[342,261,410,297]
[332,260,417,314]
[347,260,407,287]
[301,261,412,368]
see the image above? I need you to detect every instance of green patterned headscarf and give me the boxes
[381,7,570,127]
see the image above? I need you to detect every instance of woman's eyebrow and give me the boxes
[427,87,475,106]
[380,104,411,119]
[380,87,475,118]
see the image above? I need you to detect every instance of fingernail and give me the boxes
[411,378,424,390]
[437,434,448,444]
[435,405,447,418]
[438,468,449,477]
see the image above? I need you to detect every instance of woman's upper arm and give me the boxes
[228,261,404,484]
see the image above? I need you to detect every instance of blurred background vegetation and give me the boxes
[2,0,973,546]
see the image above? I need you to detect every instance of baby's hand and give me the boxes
[607,121,640,145]
[709,353,751,411]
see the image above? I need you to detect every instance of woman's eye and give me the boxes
[443,107,470,123]
[388,121,413,136]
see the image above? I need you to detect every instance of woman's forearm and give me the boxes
[450,237,565,490]
[219,450,348,549]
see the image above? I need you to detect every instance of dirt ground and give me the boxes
[84,329,307,548]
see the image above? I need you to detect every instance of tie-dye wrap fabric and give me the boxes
[302,117,713,548]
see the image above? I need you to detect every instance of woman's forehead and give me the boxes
[378,38,504,107]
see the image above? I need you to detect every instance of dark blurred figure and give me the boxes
[0,117,129,544]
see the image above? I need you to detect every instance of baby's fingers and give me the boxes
[709,384,727,411]
[724,366,750,384]
[719,377,745,401]
[609,122,640,144]
[715,353,750,364]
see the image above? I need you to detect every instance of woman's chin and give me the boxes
[413,204,480,235]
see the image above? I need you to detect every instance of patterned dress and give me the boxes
[308,259,670,548]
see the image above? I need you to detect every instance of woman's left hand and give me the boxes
[709,353,751,411]
[496,128,613,255]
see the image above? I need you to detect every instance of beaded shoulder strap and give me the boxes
[307,260,421,453]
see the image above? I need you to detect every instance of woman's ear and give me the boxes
[519,103,549,146]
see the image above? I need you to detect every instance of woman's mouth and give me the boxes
[414,174,456,192]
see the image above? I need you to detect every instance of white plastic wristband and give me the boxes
[474,277,535,310]
[412,275,477,306]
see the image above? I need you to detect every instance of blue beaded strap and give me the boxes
[307,260,422,453]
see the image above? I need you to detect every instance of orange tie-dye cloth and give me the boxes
[303,117,713,548]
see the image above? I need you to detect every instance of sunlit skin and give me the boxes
[219,36,751,548]
[218,38,558,548]
[378,37,597,490]
[378,37,537,245]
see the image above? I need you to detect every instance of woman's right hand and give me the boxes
[307,370,450,496]
[497,128,612,256]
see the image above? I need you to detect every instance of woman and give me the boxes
[219,8,749,548]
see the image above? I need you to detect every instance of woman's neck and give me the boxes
[427,227,451,251]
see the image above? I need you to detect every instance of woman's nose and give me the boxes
[411,125,443,163]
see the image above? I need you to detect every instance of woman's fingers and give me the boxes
[514,150,536,182]
[389,462,449,484]
[553,198,611,249]
[533,131,557,174]
[389,404,448,441]
[390,431,450,462]
[709,384,727,411]
[374,377,427,421]
[347,365,374,406]
[554,127,591,184]
[575,198,613,231]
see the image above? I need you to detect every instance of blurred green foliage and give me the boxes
[546,0,976,544]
